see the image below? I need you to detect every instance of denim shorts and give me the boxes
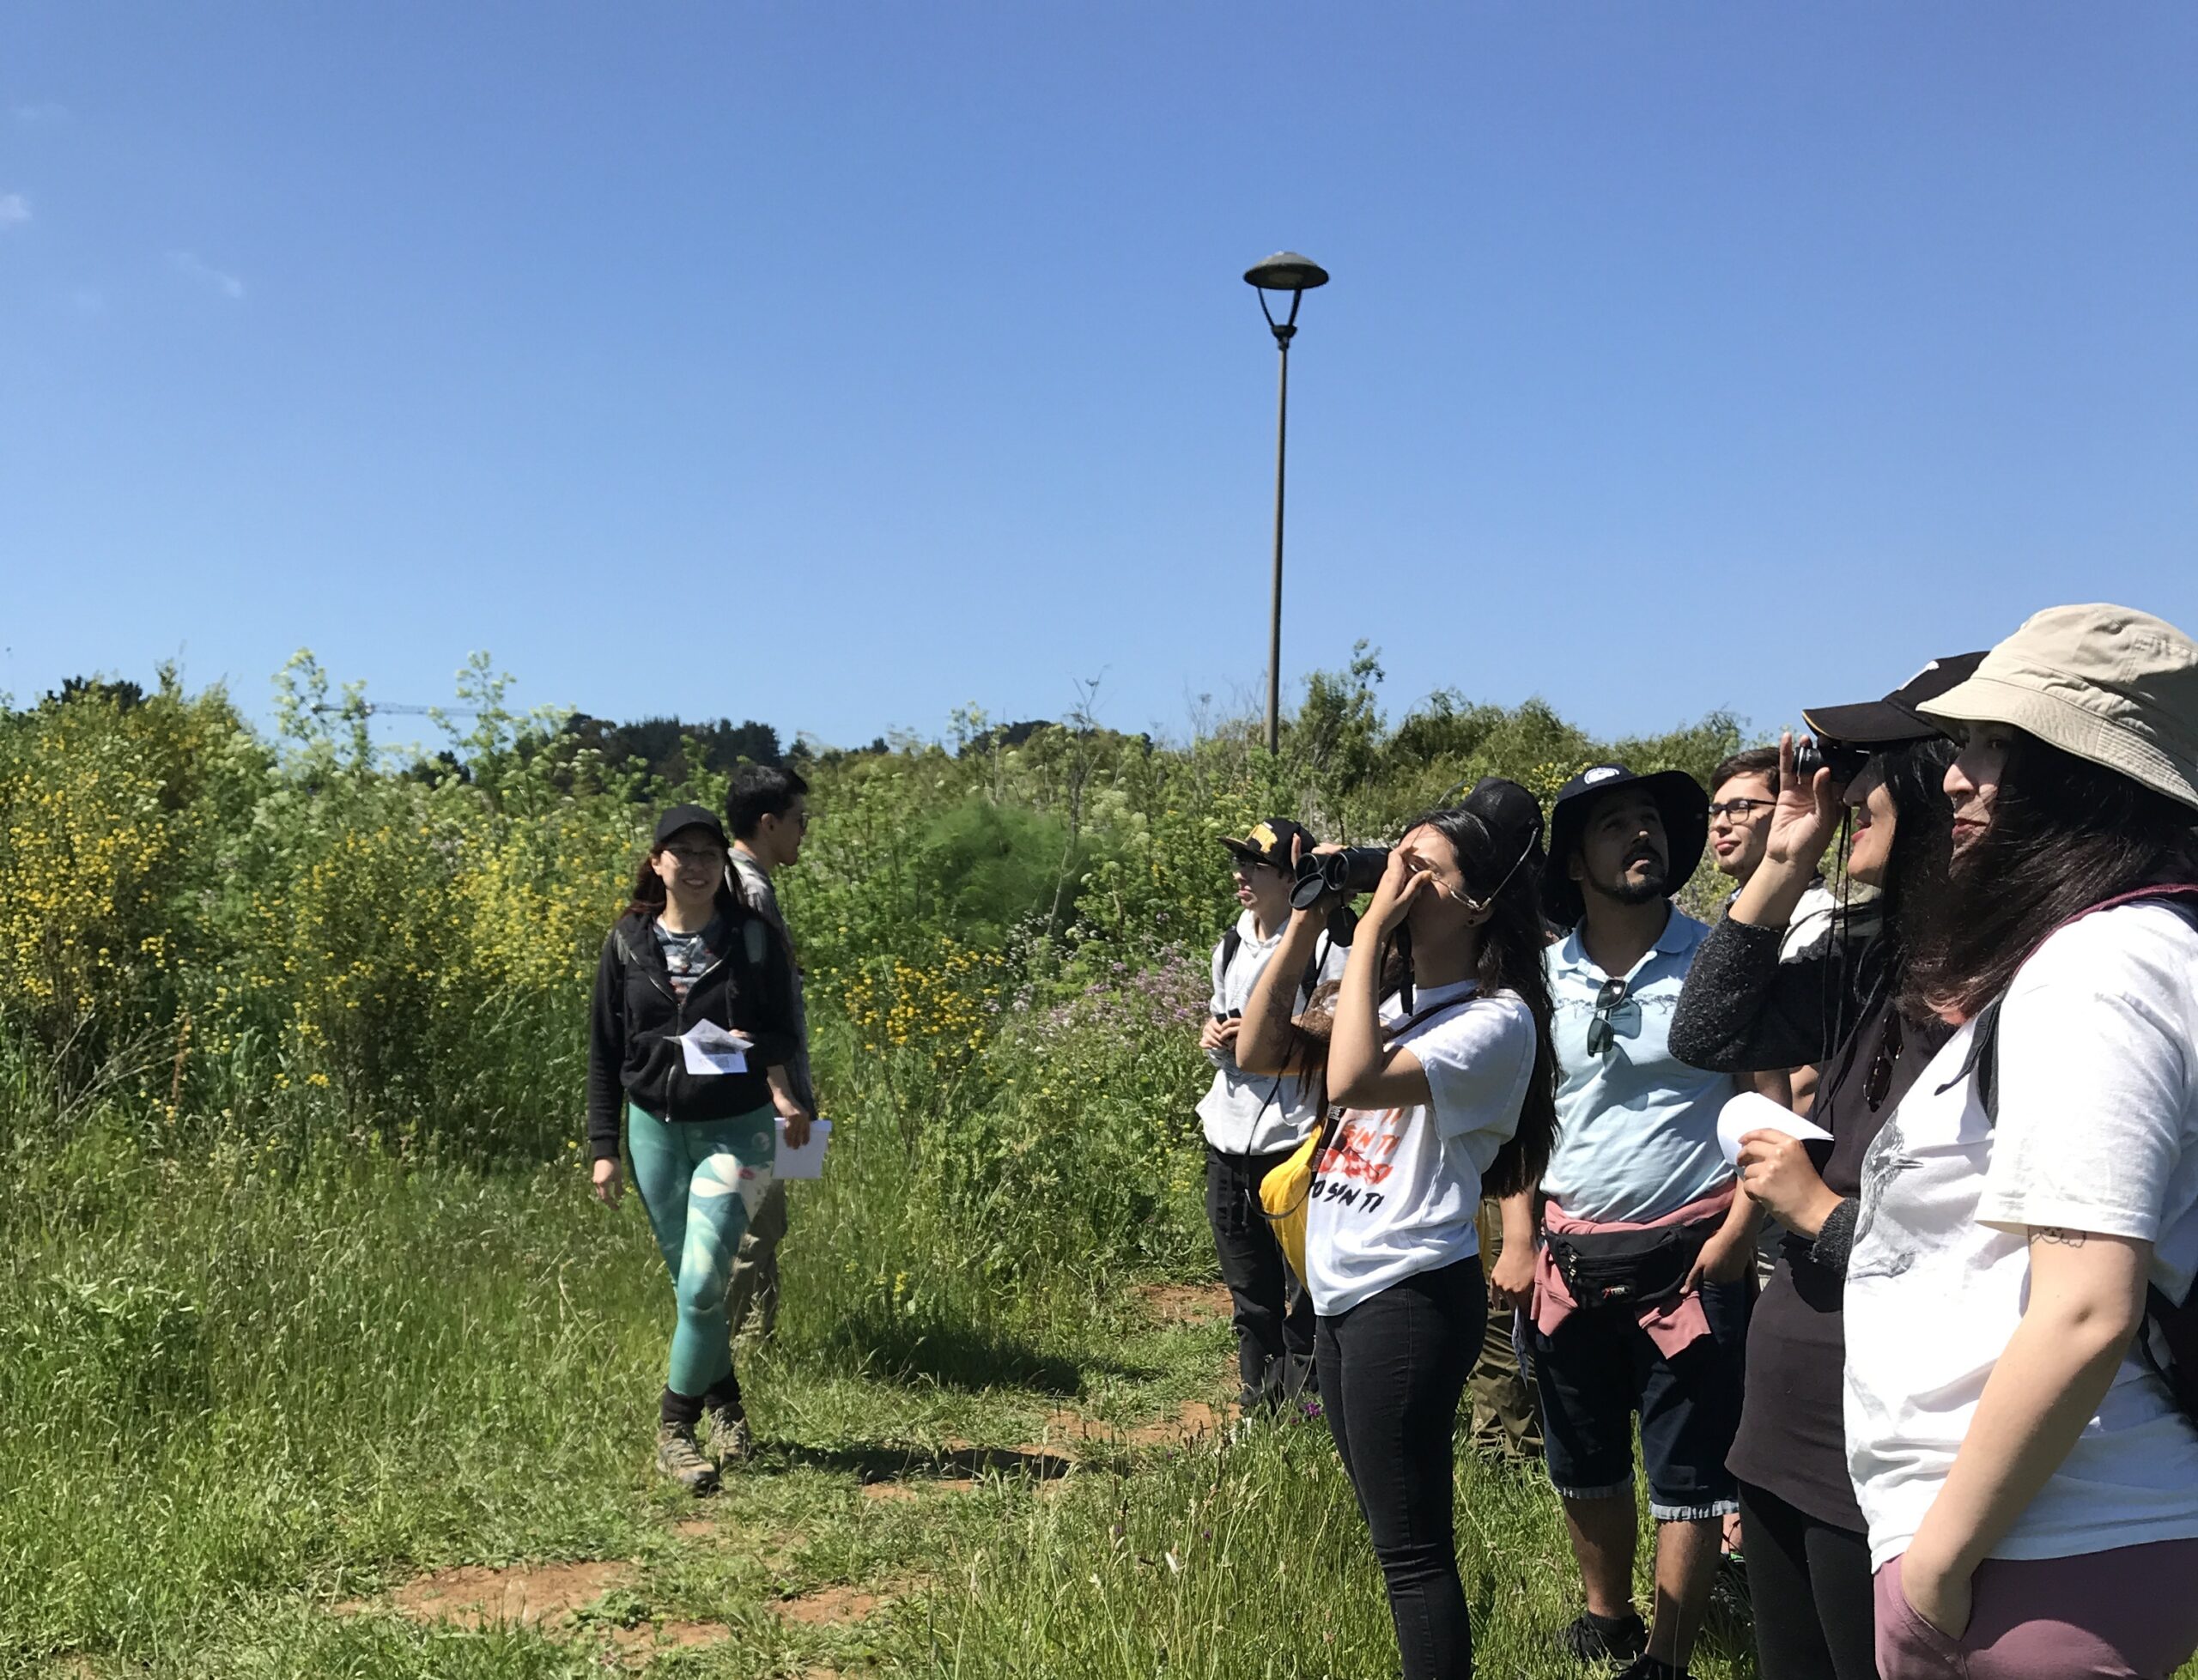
[1527,1277,1751,1521]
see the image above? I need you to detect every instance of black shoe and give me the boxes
[1558,1609,1648,1666]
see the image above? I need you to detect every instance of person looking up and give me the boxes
[1670,652,1980,1680]
[586,804,811,1494]
[1236,780,1560,1680]
[1196,818,1345,1413]
[723,763,814,1344]
[1845,605,2198,1679]
[1491,765,1752,1680]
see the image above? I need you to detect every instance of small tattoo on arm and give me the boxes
[2034,1228,2088,1248]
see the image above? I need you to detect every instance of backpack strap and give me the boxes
[1218,924,1337,1010]
[1942,884,2198,1124]
[1936,883,2198,1424]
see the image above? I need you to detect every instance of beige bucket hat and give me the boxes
[1918,603,2198,812]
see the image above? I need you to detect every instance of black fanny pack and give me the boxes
[1546,1217,1719,1311]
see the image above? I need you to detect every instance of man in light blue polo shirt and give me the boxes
[1489,763,1752,1680]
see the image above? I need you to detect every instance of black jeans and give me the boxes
[1738,1481,1877,1680]
[1205,1144,1315,1408]
[1317,1257,1486,1680]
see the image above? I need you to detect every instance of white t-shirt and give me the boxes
[1195,915,1346,1155]
[1844,902,2198,1568]
[1782,880,1840,961]
[1304,981,1535,1317]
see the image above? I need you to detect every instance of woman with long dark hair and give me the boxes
[1845,605,2198,1680]
[1668,654,1977,1680]
[586,804,811,1495]
[1237,779,1561,1680]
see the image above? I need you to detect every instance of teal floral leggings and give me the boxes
[626,1102,777,1398]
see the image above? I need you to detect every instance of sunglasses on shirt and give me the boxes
[1587,976,1632,1057]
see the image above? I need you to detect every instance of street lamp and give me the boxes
[1244,252,1329,755]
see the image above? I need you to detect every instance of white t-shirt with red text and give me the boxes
[1304,980,1536,1317]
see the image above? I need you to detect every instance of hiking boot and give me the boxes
[1559,1608,1648,1667]
[703,1402,753,1467]
[655,1423,720,1495]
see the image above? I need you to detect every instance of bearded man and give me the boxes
[1485,765,1753,1680]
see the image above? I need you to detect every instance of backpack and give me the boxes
[1952,883,2198,1424]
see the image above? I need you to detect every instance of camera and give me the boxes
[1794,737,1872,786]
[1290,845,1390,911]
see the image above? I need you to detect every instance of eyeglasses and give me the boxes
[1707,798,1776,822]
[1586,976,1631,1056]
[664,845,726,867]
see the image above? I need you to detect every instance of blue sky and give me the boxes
[4,4,2194,752]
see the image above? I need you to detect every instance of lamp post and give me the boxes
[1243,252,1329,755]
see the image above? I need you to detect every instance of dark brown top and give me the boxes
[1670,912,1949,1529]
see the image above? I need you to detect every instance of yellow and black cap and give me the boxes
[1220,817,1315,870]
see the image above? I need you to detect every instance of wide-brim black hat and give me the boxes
[1540,763,1709,928]
[1801,651,1988,746]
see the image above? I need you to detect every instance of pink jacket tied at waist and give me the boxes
[1532,1185,1736,1358]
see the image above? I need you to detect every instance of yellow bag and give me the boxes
[1258,1114,1336,1287]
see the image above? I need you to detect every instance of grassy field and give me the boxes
[4,1104,1769,1680]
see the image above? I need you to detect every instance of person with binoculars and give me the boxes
[1196,819,1346,1414]
[1669,656,1976,1680]
[1234,782,1560,1680]
[1496,764,1753,1680]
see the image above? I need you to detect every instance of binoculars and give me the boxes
[1290,845,1390,911]
[1794,737,1872,786]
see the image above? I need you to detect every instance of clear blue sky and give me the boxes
[5,4,2195,751]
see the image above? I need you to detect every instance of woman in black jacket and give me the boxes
[586,804,809,1495]
[1668,658,1973,1680]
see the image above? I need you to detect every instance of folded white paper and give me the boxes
[1716,1089,1833,1168]
[678,1020,751,1077]
[776,1118,831,1180]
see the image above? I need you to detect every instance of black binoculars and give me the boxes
[1290,845,1390,911]
[1794,737,1872,786]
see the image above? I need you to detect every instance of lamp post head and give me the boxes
[1244,251,1328,344]
[1243,252,1330,293]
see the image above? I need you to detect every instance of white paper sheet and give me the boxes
[776,1118,831,1180]
[678,1020,751,1077]
[1716,1089,1833,1168]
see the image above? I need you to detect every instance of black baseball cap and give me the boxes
[1541,763,1710,929]
[1221,817,1315,870]
[1801,652,1989,746]
[1454,777,1546,891]
[653,804,730,850]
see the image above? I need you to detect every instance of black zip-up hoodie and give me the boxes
[586,901,801,1161]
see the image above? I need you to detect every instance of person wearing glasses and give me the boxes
[587,804,811,1494]
[1667,654,1977,1680]
[1706,748,1842,1289]
[1488,763,1751,1680]
[723,764,816,1348]
[1844,608,2198,1679]
[1197,818,1346,1413]
[1236,781,1562,1680]
[1708,747,1838,968]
